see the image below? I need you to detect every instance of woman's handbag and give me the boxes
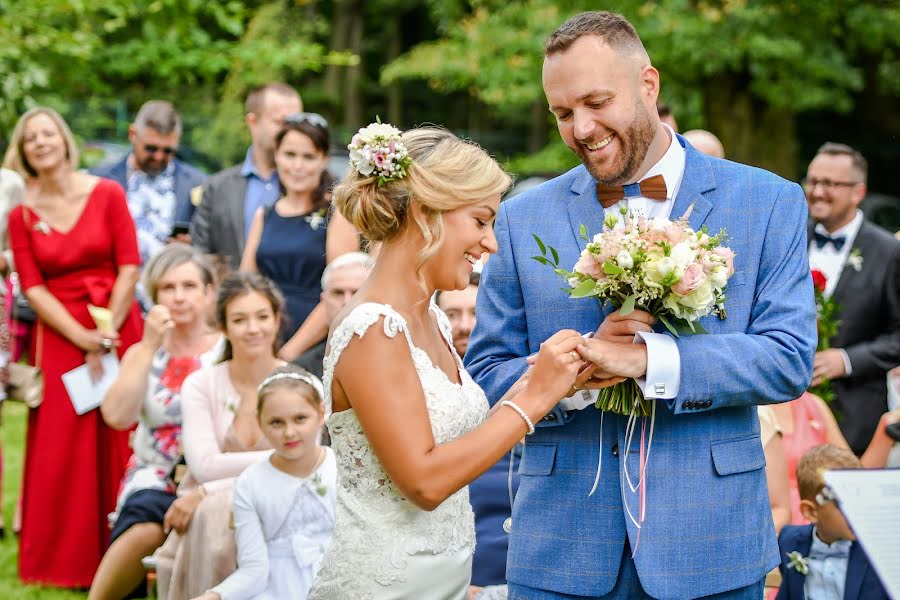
[6,320,43,408]
[7,357,43,408]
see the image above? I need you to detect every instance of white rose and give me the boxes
[709,265,729,289]
[656,256,675,278]
[616,250,634,270]
[670,242,696,268]
[679,279,714,310]
[356,159,375,176]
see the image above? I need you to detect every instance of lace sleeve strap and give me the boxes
[322,303,415,412]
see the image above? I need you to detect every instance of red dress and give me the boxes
[7,178,143,587]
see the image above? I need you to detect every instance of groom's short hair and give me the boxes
[544,11,647,58]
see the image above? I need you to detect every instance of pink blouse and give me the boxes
[782,392,830,525]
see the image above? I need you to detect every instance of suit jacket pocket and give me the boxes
[520,443,557,476]
[710,436,765,476]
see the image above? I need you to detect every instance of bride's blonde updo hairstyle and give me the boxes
[334,126,512,270]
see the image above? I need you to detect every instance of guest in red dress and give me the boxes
[3,107,143,588]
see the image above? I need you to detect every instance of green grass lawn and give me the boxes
[0,401,88,599]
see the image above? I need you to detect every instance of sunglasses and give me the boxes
[284,112,328,130]
[143,144,177,156]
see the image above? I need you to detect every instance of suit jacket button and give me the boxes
[611,444,619,457]
[541,413,556,422]
[682,401,690,410]
[705,400,713,408]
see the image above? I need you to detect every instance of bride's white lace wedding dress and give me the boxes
[308,303,489,600]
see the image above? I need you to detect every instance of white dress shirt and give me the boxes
[808,210,862,375]
[804,527,851,600]
[560,124,685,411]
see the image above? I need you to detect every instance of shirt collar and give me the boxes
[636,123,685,201]
[810,527,852,560]
[240,146,279,183]
[127,156,176,180]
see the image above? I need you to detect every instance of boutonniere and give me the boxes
[847,248,863,272]
[786,550,810,575]
[311,472,328,497]
[305,208,328,231]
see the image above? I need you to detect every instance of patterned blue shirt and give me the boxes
[126,160,177,264]
[240,147,281,240]
[804,527,851,600]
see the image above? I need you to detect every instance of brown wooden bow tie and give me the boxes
[596,174,668,208]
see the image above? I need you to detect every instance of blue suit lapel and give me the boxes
[670,137,715,229]
[566,167,605,243]
[843,542,867,600]
[787,526,814,600]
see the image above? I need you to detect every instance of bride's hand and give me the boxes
[523,330,584,407]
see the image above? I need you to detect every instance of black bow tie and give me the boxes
[814,231,847,251]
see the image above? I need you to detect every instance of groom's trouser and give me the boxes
[508,540,764,600]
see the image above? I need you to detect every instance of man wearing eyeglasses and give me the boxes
[804,142,900,456]
[190,82,302,269]
[91,100,205,264]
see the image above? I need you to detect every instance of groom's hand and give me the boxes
[577,337,648,381]
[594,308,656,342]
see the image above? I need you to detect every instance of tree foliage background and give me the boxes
[1,0,898,190]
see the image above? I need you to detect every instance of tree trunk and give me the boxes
[703,75,797,180]
[323,0,351,103]
[528,99,547,154]
[343,5,364,128]
[385,16,403,126]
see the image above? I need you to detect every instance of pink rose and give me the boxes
[574,250,603,279]
[713,246,735,276]
[374,152,387,169]
[672,262,704,295]
[664,224,689,244]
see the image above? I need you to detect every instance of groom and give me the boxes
[465,11,816,600]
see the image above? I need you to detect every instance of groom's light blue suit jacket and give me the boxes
[465,138,816,600]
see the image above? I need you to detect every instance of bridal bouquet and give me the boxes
[533,210,735,416]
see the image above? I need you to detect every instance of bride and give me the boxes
[307,124,588,599]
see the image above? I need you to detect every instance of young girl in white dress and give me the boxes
[194,365,336,600]
[307,125,587,599]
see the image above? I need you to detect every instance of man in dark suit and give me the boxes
[190,82,302,269]
[805,142,900,455]
[91,100,205,263]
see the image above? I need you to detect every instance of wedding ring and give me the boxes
[101,338,113,350]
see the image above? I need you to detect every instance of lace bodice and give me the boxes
[309,303,489,598]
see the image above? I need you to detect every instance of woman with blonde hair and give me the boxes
[89,243,222,600]
[4,106,143,587]
[307,124,592,599]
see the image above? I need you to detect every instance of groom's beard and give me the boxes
[578,98,656,186]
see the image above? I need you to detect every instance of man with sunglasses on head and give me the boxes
[805,142,900,456]
[91,100,205,263]
[190,81,302,270]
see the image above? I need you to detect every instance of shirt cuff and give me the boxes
[838,348,852,377]
[558,388,598,411]
[633,332,680,399]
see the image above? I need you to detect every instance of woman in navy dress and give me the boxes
[241,113,358,360]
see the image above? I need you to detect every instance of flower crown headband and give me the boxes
[257,371,325,403]
[348,118,412,187]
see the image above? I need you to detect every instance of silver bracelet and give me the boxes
[501,400,535,435]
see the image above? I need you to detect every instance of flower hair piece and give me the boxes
[257,372,325,403]
[348,118,412,187]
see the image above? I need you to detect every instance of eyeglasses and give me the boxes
[801,177,861,192]
[143,144,177,156]
[284,112,328,130]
